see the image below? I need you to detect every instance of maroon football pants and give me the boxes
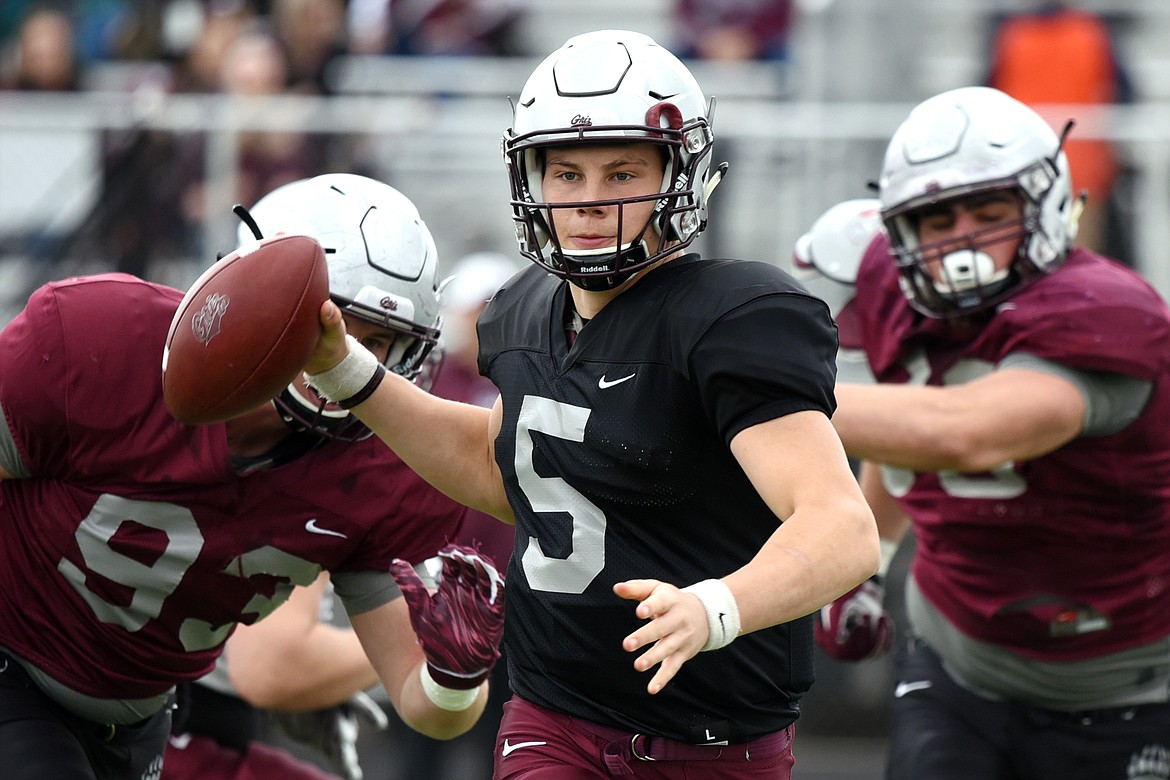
[162,733,340,780]
[493,696,795,779]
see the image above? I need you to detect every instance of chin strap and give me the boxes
[1067,190,1087,243]
[704,162,729,203]
[233,203,264,240]
[230,429,325,475]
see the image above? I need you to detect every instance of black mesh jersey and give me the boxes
[477,254,839,742]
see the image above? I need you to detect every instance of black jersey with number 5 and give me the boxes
[477,254,839,742]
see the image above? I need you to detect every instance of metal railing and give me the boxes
[3,89,1169,297]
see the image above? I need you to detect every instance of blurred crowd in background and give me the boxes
[0,0,803,294]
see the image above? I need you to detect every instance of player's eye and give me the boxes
[918,215,955,237]
[362,335,395,362]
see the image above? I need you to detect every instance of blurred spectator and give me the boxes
[77,4,251,278]
[1,4,80,91]
[984,0,1134,259]
[0,2,39,46]
[179,22,327,234]
[673,0,794,61]
[98,1,170,62]
[70,0,135,62]
[172,2,254,93]
[96,13,327,277]
[271,0,347,94]
[346,0,525,57]
[379,250,520,780]
[90,127,202,277]
[669,0,795,257]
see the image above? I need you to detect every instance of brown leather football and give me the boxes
[162,233,329,424]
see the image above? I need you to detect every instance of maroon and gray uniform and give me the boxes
[0,274,463,703]
[855,241,1170,661]
[854,238,1170,778]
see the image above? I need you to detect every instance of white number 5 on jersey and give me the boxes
[514,395,606,594]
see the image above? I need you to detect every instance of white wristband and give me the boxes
[304,335,380,403]
[682,578,741,652]
[419,665,480,712]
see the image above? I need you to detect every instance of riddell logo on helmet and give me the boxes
[380,296,399,311]
[571,115,592,127]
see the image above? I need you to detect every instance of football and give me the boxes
[162,233,329,424]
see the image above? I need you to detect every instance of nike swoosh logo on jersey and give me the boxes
[501,739,548,757]
[598,373,636,389]
[894,680,933,698]
[305,519,347,539]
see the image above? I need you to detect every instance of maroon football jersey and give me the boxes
[0,274,463,699]
[854,240,1170,661]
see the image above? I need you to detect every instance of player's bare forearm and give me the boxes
[357,372,509,515]
[351,601,488,740]
[729,411,880,629]
[309,301,513,522]
[229,576,379,711]
[833,370,1085,472]
[858,460,913,543]
[396,663,489,740]
[728,498,878,633]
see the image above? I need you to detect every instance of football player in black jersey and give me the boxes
[304,30,879,779]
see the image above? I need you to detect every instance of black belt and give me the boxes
[587,721,792,775]
[626,728,791,761]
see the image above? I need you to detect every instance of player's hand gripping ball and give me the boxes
[162,233,329,424]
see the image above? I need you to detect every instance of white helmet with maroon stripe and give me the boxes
[503,30,722,291]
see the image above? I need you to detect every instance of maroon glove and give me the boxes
[814,576,893,661]
[390,544,505,689]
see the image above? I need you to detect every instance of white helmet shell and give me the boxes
[879,86,1075,317]
[504,30,718,290]
[793,198,883,322]
[238,173,442,439]
[793,198,883,286]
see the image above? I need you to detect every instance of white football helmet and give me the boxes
[879,86,1077,318]
[792,198,882,320]
[793,198,882,385]
[236,173,442,441]
[503,29,723,290]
